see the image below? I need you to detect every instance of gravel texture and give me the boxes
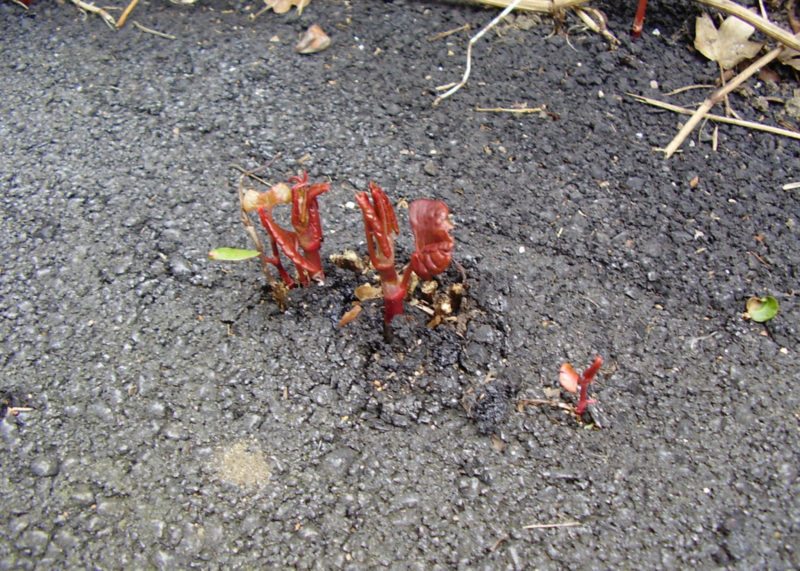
[1,0,799,568]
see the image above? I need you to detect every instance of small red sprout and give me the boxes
[240,171,329,287]
[355,183,454,340]
[355,183,404,337]
[631,0,648,38]
[559,355,603,416]
[289,172,328,283]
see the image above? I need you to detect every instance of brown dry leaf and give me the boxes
[295,24,331,55]
[419,280,438,303]
[338,304,362,327]
[694,13,763,70]
[329,250,366,273]
[354,283,382,301]
[778,33,800,71]
[262,0,310,15]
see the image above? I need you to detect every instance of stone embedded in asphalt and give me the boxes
[30,455,60,477]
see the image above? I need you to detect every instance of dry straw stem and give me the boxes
[659,45,786,157]
[629,93,800,146]
[70,0,116,28]
[475,104,546,113]
[132,20,177,40]
[523,521,583,530]
[116,0,140,28]
[434,0,524,106]
[436,0,615,105]
[697,0,800,52]
[472,0,590,11]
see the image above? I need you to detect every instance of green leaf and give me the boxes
[208,247,260,262]
[746,296,779,323]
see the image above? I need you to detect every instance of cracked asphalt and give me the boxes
[1,0,799,568]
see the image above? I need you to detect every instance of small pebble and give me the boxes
[31,456,60,477]
[423,160,438,176]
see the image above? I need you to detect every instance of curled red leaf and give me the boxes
[408,199,454,280]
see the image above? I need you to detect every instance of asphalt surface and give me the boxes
[1,0,799,568]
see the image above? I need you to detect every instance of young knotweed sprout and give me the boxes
[240,179,297,287]
[559,356,604,417]
[210,170,329,299]
[239,171,329,287]
[356,182,403,340]
[287,172,329,284]
[355,182,454,341]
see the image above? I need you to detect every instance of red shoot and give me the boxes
[289,172,329,283]
[356,184,454,340]
[559,355,603,416]
[355,183,404,335]
[241,172,328,287]
[631,0,648,38]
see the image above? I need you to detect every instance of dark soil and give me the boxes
[2,0,799,568]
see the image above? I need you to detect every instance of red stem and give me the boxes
[257,207,296,287]
[575,356,603,415]
[632,0,648,38]
[381,282,406,325]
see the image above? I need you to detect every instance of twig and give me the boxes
[116,0,140,29]
[434,0,523,106]
[661,45,785,158]
[523,520,583,530]
[475,105,545,113]
[488,536,509,552]
[132,21,177,40]
[472,0,590,10]
[747,251,771,267]
[230,164,272,187]
[788,0,800,34]
[629,94,800,142]
[758,0,768,20]
[697,0,800,52]
[517,398,575,412]
[574,6,619,46]
[665,84,716,96]
[70,0,116,28]
[5,407,35,416]
[428,23,471,42]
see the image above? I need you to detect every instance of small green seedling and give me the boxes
[745,296,779,323]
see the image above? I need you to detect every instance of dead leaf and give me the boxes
[329,250,366,273]
[419,280,438,303]
[262,0,310,15]
[778,33,800,71]
[694,13,763,70]
[354,283,382,301]
[295,24,331,55]
[559,363,579,394]
[338,304,362,327]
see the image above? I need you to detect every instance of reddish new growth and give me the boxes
[241,171,329,288]
[631,0,648,38]
[355,183,454,340]
[559,356,603,416]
